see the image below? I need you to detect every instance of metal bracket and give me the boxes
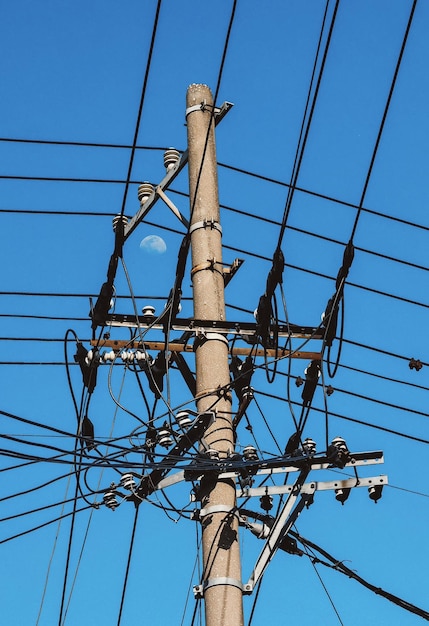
[214,101,234,125]
[200,504,239,518]
[194,330,229,348]
[185,100,234,126]
[237,475,388,499]
[194,577,243,598]
[155,186,189,228]
[223,258,244,287]
[189,219,222,235]
[244,469,313,594]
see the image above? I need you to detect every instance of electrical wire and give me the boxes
[291,529,429,621]
[349,0,419,242]
[277,0,339,246]
[119,0,162,217]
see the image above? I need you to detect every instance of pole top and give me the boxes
[186,83,213,105]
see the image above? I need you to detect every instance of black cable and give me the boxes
[119,0,162,217]
[0,505,92,545]
[278,0,339,245]
[254,389,429,445]
[0,490,96,523]
[117,507,140,626]
[0,137,168,150]
[291,529,429,621]
[0,470,73,504]
[217,161,429,234]
[350,0,419,242]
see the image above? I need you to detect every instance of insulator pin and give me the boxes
[368,485,383,503]
[335,487,351,505]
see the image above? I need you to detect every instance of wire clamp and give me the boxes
[189,219,222,235]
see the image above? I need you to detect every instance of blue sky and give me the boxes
[1,1,429,624]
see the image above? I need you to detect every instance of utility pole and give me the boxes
[186,83,244,626]
[89,83,389,625]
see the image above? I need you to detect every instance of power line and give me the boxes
[350,0,419,241]
[0,137,168,150]
[119,0,163,217]
[254,390,429,445]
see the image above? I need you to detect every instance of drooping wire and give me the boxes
[321,0,419,382]
[291,529,429,621]
[254,0,340,381]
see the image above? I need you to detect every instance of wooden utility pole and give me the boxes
[186,83,244,626]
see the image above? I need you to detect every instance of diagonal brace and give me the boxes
[243,468,314,594]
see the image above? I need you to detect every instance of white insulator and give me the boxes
[331,436,348,452]
[84,350,93,366]
[163,148,180,171]
[85,349,100,366]
[247,521,270,540]
[206,448,220,460]
[243,445,259,461]
[176,411,192,429]
[135,350,147,362]
[103,350,116,363]
[120,473,136,491]
[142,305,156,318]
[158,427,173,449]
[103,491,119,510]
[137,182,154,205]
[304,365,321,378]
[112,214,128,232]
[303,438,317,455]
[120,350,134,363]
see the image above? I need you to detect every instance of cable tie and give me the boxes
[190,259,223,277]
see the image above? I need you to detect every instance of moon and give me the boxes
[140,235,167,255]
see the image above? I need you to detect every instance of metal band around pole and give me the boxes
[193,577,244,598]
